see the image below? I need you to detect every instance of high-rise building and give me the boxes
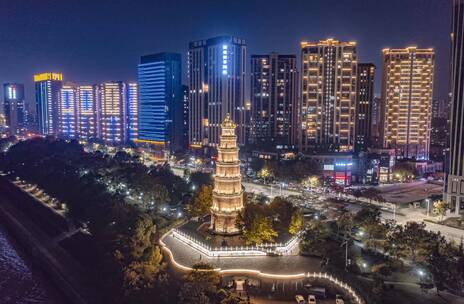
[355,63,376,151]
[300,39,357,153]
[371,96,382,147]
[34,73,63,135]
[137,53,183,152]
[182,85,189,149]
[432,99,450,120]
[188,36,247,148]
[445,0,464,215]
[99,81,126,145]
[76,85,97,141]
[58,85,78,138]
[380,47,435,160]
[250,53,298,148]
[126,82,138,143]
[3,83,26,135]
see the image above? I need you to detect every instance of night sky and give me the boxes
[0,0,452,110]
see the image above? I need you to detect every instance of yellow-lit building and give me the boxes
[380,47,435,160]
[300,39,357,152]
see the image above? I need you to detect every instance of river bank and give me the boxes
[0,176,97,304]
[0,221,64,303]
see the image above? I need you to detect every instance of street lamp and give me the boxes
[426,199,431,217]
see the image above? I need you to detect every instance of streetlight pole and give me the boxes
[426,199,430,217]
[345,240,348,269]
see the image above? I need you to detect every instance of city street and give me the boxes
[245,180,464,243]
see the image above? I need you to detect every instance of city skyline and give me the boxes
[1,2,464,304]
[0,0,451,108]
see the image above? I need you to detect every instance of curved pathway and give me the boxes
[160,230,365,304]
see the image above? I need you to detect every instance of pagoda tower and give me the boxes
[210,114,244,235]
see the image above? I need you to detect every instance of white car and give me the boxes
[308,295,316,304]
[295,295,305,304]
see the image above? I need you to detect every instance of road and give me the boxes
[244,181,464,243]
[243,182,300,198]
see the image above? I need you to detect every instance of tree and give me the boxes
[242,216,278,245]
[289,211,304,235]
[257,166,273,183]
[427,240,464,294]
[336,212,354,240]
[385,222,444,263]
[354,206,381,227]
[300,220,331,257]
[433,200,447,221]
[123,247,164,292]
[189,172,213,189]
[187,185,213,217]
[179,262,220,304]
[363,222,387,252]
[392,162,418,181]
[269,197,295,228]
[152,184,170,205]
[302,175,321,189]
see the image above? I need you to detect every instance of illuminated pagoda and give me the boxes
[210,114,244,235]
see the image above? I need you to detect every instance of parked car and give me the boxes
[307,287,326,298]
[308,295,317,304]
[295,295,306,304]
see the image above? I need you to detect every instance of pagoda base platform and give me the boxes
[172,217,300,257]
[178,216,247,247]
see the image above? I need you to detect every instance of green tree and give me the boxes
[336,212,354,240]
[363,222,387,252]
[179,262,220,304]
[393,162,418,181]
[433,200,447,221]
[354,205,381,226]
[242,216,278,245]
[123,247,164,292]
[299,220,331,257]
[187,185,213,217]
[269,197,295,228]
[289,211,304,235]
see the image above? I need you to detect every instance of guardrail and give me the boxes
[171,228,300,257]
[160,232,365,304]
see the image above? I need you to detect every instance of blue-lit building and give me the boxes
[137,52,183,152]
[182,85,189,150]
[34,73,63,135]
[3,83,26,135]
[59,85,78,138]
[188,36,247,148]
[126,82,138,143]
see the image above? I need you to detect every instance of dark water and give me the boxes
[0,223,63,304]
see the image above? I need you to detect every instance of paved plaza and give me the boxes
[162,232,323,275]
